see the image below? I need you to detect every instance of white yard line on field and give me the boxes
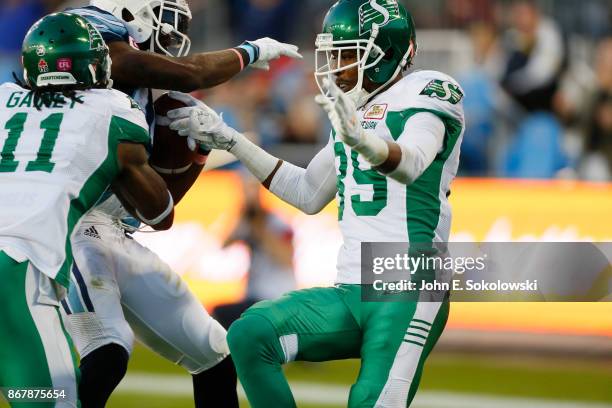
[116,372,612,408]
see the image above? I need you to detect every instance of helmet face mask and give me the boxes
[315,0,417,107]
[148,0,191,57]
[315,31,385,105]
[92,0,192,57]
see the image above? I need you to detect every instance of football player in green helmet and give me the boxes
[21,12,112,92]
[314,0,417,107]
[0,12,180,406]
[170,0,466,406]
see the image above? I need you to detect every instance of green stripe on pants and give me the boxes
[228,285,449,408]
[0,251,79,407]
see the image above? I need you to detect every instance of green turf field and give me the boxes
[108,344,612,407]
[2,344,611,407]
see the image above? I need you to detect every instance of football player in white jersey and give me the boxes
[170,0,465,406]
[0,13,175,407]
[60,1,302,407]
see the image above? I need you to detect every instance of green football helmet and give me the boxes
[315,0,417,107]
[21,12,111,90]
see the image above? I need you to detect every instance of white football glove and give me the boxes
[166,91,208,151]
[315,78,389,166]
[167,90,202,107]
[249,37,302,70]
[168,97,240,152]
[315,78,364,147]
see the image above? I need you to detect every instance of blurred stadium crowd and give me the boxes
[1,0,611,180]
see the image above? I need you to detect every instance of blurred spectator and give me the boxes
[495,1,571,178]
[271,65,329,145]
[213,174,295,329]
[501,112,569,178]
[500,0,567,113]
[444,0,496,29]
[554,0,611,40]
[282,95,322,144]
[457,22,504,175]
[581,38,612,181]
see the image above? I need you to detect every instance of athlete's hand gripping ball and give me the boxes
[165,91,210,151]
[168,96,239,151]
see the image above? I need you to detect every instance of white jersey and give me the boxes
[0,83,149,287]
[333,70,465,284]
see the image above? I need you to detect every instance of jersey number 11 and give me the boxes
[1,112,63,173]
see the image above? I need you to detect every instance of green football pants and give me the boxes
[0,251,79,407]
[227,284,449,408]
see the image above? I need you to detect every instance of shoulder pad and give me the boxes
[67,6,129,43]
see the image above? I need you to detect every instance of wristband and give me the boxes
[197,145,211,156]
[237,41,260,64]
[352,132,389,167]
[194,145,209,165]
[230,48,245,70]
[136,191,174,226]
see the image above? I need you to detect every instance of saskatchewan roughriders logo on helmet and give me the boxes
[359,0,401,36]
[86,21,105,51]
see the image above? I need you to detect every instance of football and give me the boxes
[150,93,196,173]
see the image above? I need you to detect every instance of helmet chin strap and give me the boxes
[356,42,415,108]
[105,54,114,89]
[346,87,371,108]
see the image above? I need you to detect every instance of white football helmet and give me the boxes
[91,0,192,57]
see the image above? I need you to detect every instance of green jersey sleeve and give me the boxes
[108,89,150,145]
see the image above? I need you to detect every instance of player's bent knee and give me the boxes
[226,315,259,357]
[207,318,229,355]
[227,314,279,365]
[179,318,230,374]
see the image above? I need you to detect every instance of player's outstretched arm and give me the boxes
[113,142,175,230]
[263,143,337,215]
[108,38,301,92]
[168,99,337,214]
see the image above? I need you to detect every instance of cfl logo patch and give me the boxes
[56,58,72,72]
